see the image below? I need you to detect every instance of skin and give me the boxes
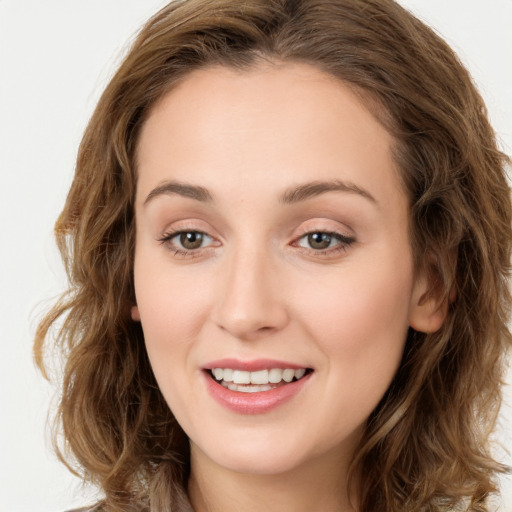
[132,62,445,512]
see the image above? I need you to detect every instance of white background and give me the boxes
[0,1,511,511]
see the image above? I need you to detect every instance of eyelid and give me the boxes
[158,229,214,245]
[292,230,355,252]
[290,220,356,258]
[157,219,221,258]
[293,218,355,239]
[295,231,354,245]
[155,219,355,259]
[157,218,220,241]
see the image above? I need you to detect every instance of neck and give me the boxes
[187,444,358,512]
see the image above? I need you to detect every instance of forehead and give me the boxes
[135,62,405,210]
[139,61,393,146]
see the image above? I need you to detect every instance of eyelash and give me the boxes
[292,231,355,256]
[157,229,355,259]
[158,229,217,258]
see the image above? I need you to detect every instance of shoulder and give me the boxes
[63,504,149,512]
[64,506,102,512]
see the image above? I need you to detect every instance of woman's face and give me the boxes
[132,63,436,476]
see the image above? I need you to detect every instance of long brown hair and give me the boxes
[34,1,512,510]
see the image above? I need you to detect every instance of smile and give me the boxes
[202,364,314,413]
[210,367,308,393]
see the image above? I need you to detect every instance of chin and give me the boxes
[190,425,336,477]
[212,448,309,476]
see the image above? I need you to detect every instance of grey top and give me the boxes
[65,507,101,512]
[64,491,195,512]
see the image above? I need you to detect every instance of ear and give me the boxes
[131,305,141,322]
[409,266,451,334]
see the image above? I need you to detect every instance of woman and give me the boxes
[34,0,512,510]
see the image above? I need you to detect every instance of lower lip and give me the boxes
[203,371,312,414]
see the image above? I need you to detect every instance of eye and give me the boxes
[175,231,209,250]
[295,231,355,254]
[159,230,216,254]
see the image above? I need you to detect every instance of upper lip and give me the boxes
[203,358,310,372]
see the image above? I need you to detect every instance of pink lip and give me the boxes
[203,358,308,372]
[203,370,313,415]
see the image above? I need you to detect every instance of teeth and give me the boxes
[223,381,273,393]
[250,369,269,384]
[223,368,234,382]
[232,370,251,384]
[269,368,283,383]
[282,369,295,383]
[294,368,306,380]
[211,367,308,386]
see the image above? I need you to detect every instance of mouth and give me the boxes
[203,361,314,414]
[207,367,313,393]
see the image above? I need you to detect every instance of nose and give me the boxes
[212,245,289,341]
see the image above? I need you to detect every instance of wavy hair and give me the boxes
[34,0,512,510]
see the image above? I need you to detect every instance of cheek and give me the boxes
[132,259,206,394]
[293,260,413,391]
[133,262,204,413]
[133,246,211,333]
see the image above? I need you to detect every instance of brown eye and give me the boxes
[307,232,332,250]
[295,230,355,254]
[179,231,205,250]
[159,230,215,253]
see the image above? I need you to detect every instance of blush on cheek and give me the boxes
[299,273,411,382]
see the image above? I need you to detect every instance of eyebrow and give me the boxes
[143,178,377,206]
[279,179,377,205]
[144,180,213,205]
